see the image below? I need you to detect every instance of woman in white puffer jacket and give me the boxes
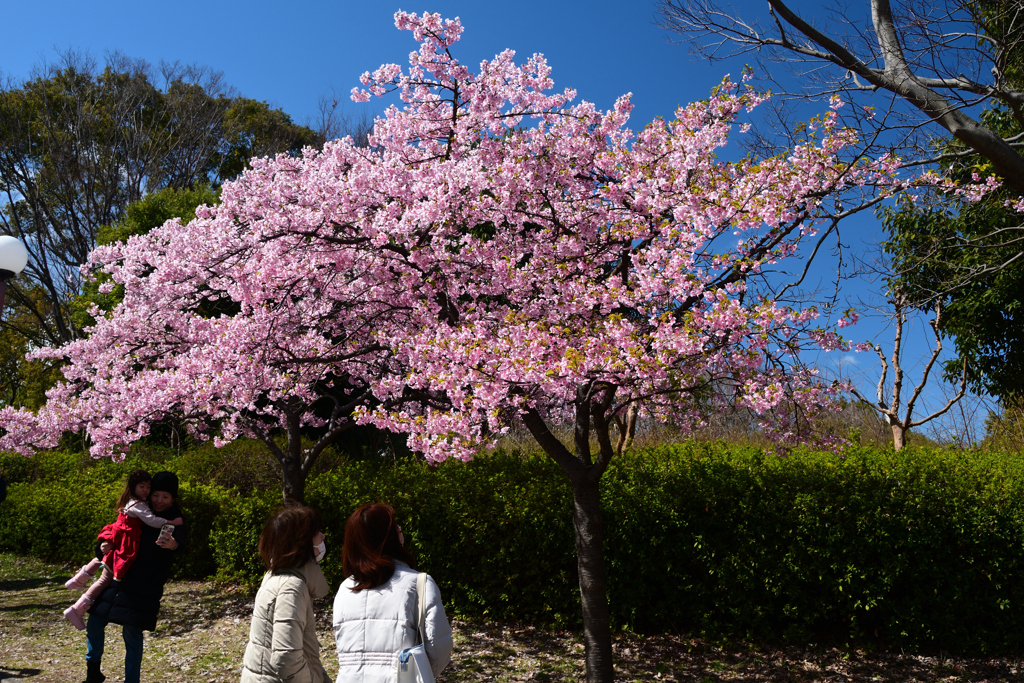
[241,505,331,683]
[333,503,453,683]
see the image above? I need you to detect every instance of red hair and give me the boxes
[342,503,415,591]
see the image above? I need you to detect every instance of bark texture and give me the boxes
[571,473,615,683]
[891,424,906,451]
[521,388,618,683]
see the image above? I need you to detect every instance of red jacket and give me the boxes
[97,500,161,580]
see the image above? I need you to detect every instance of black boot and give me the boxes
[83,660,105,683]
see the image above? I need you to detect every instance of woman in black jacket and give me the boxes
[82,471,187,683]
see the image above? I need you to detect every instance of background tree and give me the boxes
[309,87,375,148]
[660,0,1024,416]
[0,50,321,350]
[0,287,61,409]
[983,393,1024,450]
[875,1,1024,404]
[849,295,968,449]
[658,0,1024,190]
[883,186,1024,399]
[212,98,320,181]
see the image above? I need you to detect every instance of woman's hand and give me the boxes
[156,535,178,550]
[100,541,113,554]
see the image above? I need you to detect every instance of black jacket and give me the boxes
[89,501,187,631]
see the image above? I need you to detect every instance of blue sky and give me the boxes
[3,0,991,440]
[3,1,731,133]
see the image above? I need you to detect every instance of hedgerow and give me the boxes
[1,442,1022,653]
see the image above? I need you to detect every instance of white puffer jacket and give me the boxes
[332,561,453,683]
[241,561,331,683]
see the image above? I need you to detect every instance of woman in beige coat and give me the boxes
[241,505,331,683]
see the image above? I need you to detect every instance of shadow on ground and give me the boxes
[2,552,1022,682]
[157,580,252,636]
[0,668,44,680]
[0,578,64,592]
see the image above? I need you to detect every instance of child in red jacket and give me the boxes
[62,469,182,630]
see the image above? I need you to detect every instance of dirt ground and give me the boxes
[1,553,1021,682]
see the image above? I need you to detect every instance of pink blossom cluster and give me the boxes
[0,153,399,458]
[921,169,1009,203]
[0,12,910,461]
[836,311,859,328]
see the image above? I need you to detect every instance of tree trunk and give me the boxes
[622,402,638,453]
[520,404,616,683]
[892,423,906,451]
[281,457,306,503]
[283,407,306,503]
[571,473,615,683]
[613,403,639,456]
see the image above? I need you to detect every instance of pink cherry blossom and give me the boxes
[0,14,922,681]
[0,12,908,464]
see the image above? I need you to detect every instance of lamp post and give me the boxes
[0,235,29,320]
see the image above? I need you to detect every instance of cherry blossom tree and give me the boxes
[1,12,910,682]
[0,147,401,502]
[339,13,903,682]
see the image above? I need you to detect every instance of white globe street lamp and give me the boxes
[0,235,29,319]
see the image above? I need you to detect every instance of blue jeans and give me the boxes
[85,611,144,683]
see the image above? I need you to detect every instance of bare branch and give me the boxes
[657,0,1024,192]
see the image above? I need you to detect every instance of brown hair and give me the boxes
[343,503,415,591]
[258,504,322,572]
[116,469,152,513]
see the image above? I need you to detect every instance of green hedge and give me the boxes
[2,443,1023,653]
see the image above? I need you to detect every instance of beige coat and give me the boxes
[241,561,331,683]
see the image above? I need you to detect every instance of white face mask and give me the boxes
[314,540,326,563]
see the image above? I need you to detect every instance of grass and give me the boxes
[1,552,1022,682]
